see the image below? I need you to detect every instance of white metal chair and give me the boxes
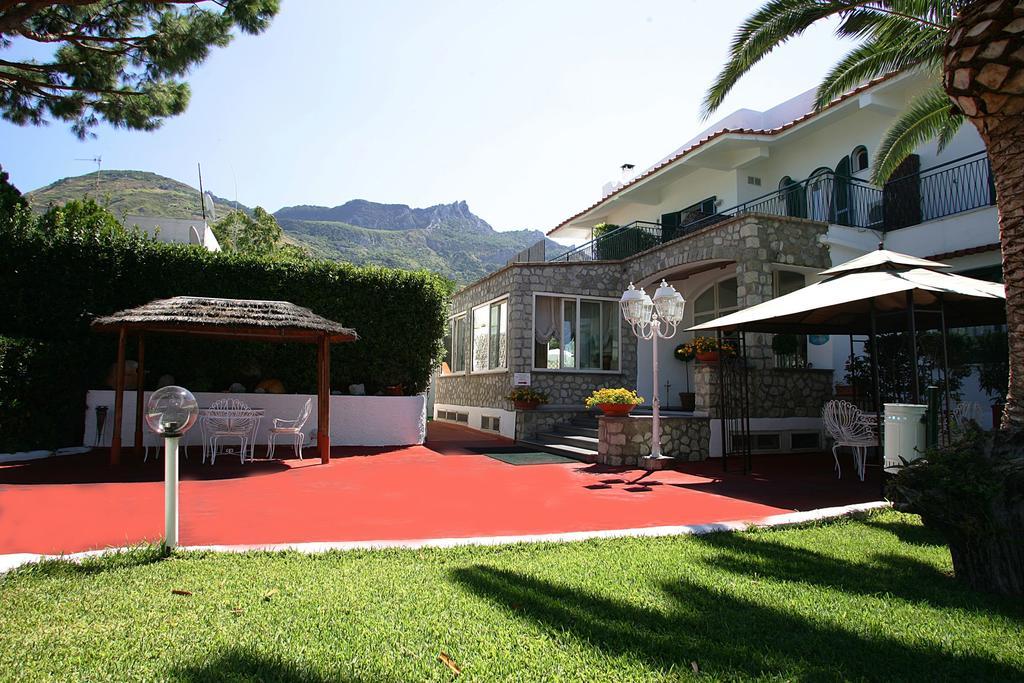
[203,398,260,465]
[822,400,877,481]
[940,401,982,445]
[268,398,313,460]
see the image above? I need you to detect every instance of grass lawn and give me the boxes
[1,510,1021,682]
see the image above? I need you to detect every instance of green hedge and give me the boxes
[0,337,104,452]
[0,213,452,450]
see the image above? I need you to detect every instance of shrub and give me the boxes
[689,336,736,356]
[0,203,454,449]
[889,427,1024,596]
[0,337,102,451]
[585,388,643,408]
[674,342,696,363]
[506,387,549,404]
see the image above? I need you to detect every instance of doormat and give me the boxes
[472,448,578,465]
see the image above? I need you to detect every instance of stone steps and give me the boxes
[518,439,598,462]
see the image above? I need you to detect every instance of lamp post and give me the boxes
[145,386,199,550]
[620,280,686,461]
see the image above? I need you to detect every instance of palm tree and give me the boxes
[704,0,1023,431]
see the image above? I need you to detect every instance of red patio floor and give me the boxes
[0,423,880,556]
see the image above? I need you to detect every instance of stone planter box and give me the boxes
[597,414,710,468]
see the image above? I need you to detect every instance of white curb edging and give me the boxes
[0,500,890,576]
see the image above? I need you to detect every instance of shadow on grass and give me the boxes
[169,648,379,683]
[687,531,1023,621]
[860,516,945,547]
[9,544,167,578]
[452,562,1023,680]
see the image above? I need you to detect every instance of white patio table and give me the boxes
[198,406,264,464]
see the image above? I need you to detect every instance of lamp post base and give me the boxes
[641,454,676,471]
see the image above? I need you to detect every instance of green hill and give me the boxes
[24,171,555,284]
[26,170,244,220]
[275,200,554,283]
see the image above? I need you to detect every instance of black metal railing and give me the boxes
[548,152,994,262]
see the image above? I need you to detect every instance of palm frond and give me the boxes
[702,0,947,119]
[872,84,963,183]
[815,26,944,108]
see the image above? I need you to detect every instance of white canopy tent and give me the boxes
[688,248,1006,467]
[690,250,1005,336]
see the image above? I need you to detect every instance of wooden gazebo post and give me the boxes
[317,334,331,464]
[111,327,127,465]
[134,334,146,459]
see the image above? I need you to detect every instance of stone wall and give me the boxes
[436,259,637,413]
[628,213,831,368]
[515,408,592,441]
[436,212,832,433]
[694,364,834,418]
[597,415,710,467]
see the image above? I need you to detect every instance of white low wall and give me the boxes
[84,391,426,448]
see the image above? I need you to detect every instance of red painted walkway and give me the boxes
[0,423,879,555]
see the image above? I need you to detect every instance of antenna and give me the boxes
[74,156,102,192]
[197,162,206,221]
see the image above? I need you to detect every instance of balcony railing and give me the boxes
[548,152,994,263]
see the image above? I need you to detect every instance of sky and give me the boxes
[0,1,857,232]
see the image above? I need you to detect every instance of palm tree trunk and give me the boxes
[944,0,1024,430]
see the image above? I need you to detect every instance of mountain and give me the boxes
[26,170,246,220]
[24,170,554,284]
[274,200,552,283]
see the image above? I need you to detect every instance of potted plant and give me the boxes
[383,384,404,396]
[585,388,643,417]
[691,336,736,363]
[507,387,549,411]
[674,342,696,411]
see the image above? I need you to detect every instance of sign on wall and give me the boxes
[513,372,531,386]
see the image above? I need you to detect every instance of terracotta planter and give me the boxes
[514,400,541,411]
[695,351,720,363]
[835,384,855,398]
[598,403,636,417]
[678,392,696,412]
[383,385,404,396]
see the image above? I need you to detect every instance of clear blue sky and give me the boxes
[0,1,854,231]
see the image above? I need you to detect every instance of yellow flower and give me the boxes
[584,387,644,408]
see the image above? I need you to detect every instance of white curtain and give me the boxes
[535,296,559,345]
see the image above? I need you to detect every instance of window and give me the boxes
[852,145,869,172]
[534,295,619,371]
[472,299,507,371]
[693,277,738,327]
[442,314,466,374]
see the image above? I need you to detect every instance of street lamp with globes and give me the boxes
[146,386,199,549]
[619,280,686,461]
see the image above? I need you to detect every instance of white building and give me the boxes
[123,215,221,252]
[437,70,1003,457]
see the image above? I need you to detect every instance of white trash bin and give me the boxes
[883,403,927,473]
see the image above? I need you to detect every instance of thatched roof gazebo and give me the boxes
[93,296,358,466]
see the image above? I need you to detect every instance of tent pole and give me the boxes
[318,336,331,464]
[870,305,883,494]
[907,290,920,404]
[111,327,127,465]
[939,295,952,443]
[849,334,856,404]
[718,329,727,472]
[134,334,145,459]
